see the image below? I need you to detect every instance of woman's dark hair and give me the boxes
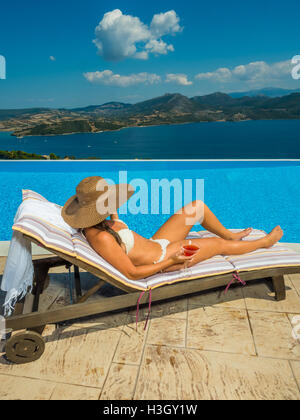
[93,219,122,246]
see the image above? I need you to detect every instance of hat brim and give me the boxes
[61,184,135,229]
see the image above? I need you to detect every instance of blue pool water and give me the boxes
[0,161,299,242]
[0,119,300,159]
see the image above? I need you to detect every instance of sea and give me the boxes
[0,119,299,159]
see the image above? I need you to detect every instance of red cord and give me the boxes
[224,271,246,294]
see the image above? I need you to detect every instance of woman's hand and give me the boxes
[160,251,195,273]
[169,250,194,265]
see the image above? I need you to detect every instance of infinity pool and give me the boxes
[0,161,299,242]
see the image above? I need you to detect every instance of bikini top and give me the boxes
[82,219,134,255]
[116,219,135,255]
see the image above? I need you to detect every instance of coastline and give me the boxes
[0,117,272,139]
[8,120,202,138]
[3,116,300,139]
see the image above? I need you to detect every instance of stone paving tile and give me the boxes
[50,383,101,400]
[0,315,124,388]
[113,315,150,365]
[100,362,139,400]
[289,274,300,296]
[148,298,188,320]
[134,345,300,400]
[248,310,300,360]
[188,285,246,309]
[66,310,128,330]
[290,361,300,391]
[243,280,300,313]
[187,305,256,356]
[0,373,56,400]
[284,275,298,290]
[147,317,186,348]
[287,314,300,355]
[128,297,188,321]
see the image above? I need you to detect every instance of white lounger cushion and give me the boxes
[12,190,300,292]
[226,244,300,272]
[189,229,300,272]
[145,255,234,289]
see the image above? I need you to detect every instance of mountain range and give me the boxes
[0,90,300,137]
[71,90,300,114]
[228,87,300,98]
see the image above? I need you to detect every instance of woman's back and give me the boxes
[84,220,163,266]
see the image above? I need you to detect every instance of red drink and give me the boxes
[182,244,200,256]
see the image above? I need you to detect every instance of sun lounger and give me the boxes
[2,190,300,364]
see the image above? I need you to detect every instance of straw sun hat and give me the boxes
[61,176,135,229]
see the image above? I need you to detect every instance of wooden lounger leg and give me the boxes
[13,293,35,317]
[272,275,286,301]
[13,297,26,316]
[3,296,26,341]
[74,265,82,300]
[28,262,52,335]
[32,264,50,310]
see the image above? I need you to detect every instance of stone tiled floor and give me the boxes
[0,255,300,400]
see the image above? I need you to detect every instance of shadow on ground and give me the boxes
[0,272,290,345]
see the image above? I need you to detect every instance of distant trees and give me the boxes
[0,150,47,159]
[0,150,61,160]
[26,120,91,136]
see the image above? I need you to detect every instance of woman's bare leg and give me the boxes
[152,200,251,243]
[192,226,283,264]
[200,202,252,240]
[164,226,283,272]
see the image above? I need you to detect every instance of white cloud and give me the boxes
[49,56,56,61]
[134,51,149,60]
[166,73,193,86]
[196,67,232,82]
[150,10,182,38]
[83,70,161,87]
[145,39,174,56]
[195,60,293,85]
[93,9,182,61]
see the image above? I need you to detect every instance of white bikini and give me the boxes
[117,219,135,255]
[117,219,170,264]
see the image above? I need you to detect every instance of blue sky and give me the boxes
[0,0,300,108]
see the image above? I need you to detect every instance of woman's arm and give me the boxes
[89,231,191,280]
[162,263,186,272]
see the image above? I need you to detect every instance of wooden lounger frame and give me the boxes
[3,235,300,364]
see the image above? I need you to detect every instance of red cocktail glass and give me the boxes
[181,244,200,256]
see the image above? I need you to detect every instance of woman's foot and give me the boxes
[226,228,252,241]
[263,226,283,248]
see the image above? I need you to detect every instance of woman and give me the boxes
[62,176,283,280]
